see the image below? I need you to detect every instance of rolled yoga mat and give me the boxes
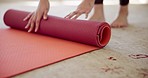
[0,9,111,78]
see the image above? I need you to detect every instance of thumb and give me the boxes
[43,10,48,20]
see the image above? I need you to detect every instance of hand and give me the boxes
[65,0,95,19]
[23,0,49,32]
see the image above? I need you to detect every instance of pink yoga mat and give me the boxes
[0,9,111,78]
[4,9,111,47]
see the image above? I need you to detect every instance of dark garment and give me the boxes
[94,0,129,6]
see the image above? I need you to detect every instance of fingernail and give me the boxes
[23,19,26,21]
[35,29,37,32]
[44,17,46,19]
[28,30,30,33]
[25,26,27,29]
[44,16,47,19]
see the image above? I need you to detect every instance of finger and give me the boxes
[111,25,115,28]
[85,11,90,19]
[111,23,116,28]
[72,10,85,19]
[65,11,78,19]
[72,13,82,19]
[64,13,71,18]
[25,18,32,29]
[35,20,40,32]
[64,11,78,18]
[28,18,35,32]
[85,13,89,19]
[28,21,34,32]
[43,10,48,20]
[117,24,120,28]
[23,12,33,21]
[35,16,42,32]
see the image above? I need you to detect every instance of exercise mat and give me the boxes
[0,9,111,78]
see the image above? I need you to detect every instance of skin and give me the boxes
[111,5,128,28]
[89,4,105,22]
[66,0,128,28]
[23,0,49,32]
[65,0,95,19]
[24,0,128,31]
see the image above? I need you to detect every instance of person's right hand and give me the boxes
[23,0,50,32]
[65,0,95,19]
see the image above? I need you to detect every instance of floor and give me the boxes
[0,1,148,78]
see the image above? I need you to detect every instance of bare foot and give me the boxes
[111,15,128,28]
[111,6,128,28]
[89,4,105,22]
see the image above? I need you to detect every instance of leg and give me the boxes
[89,0,105,22]
[111,0,129,28]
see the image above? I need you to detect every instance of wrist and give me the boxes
[83,0,95,3]
[40,0,49,3]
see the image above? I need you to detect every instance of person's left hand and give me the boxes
[65,0,95,19]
